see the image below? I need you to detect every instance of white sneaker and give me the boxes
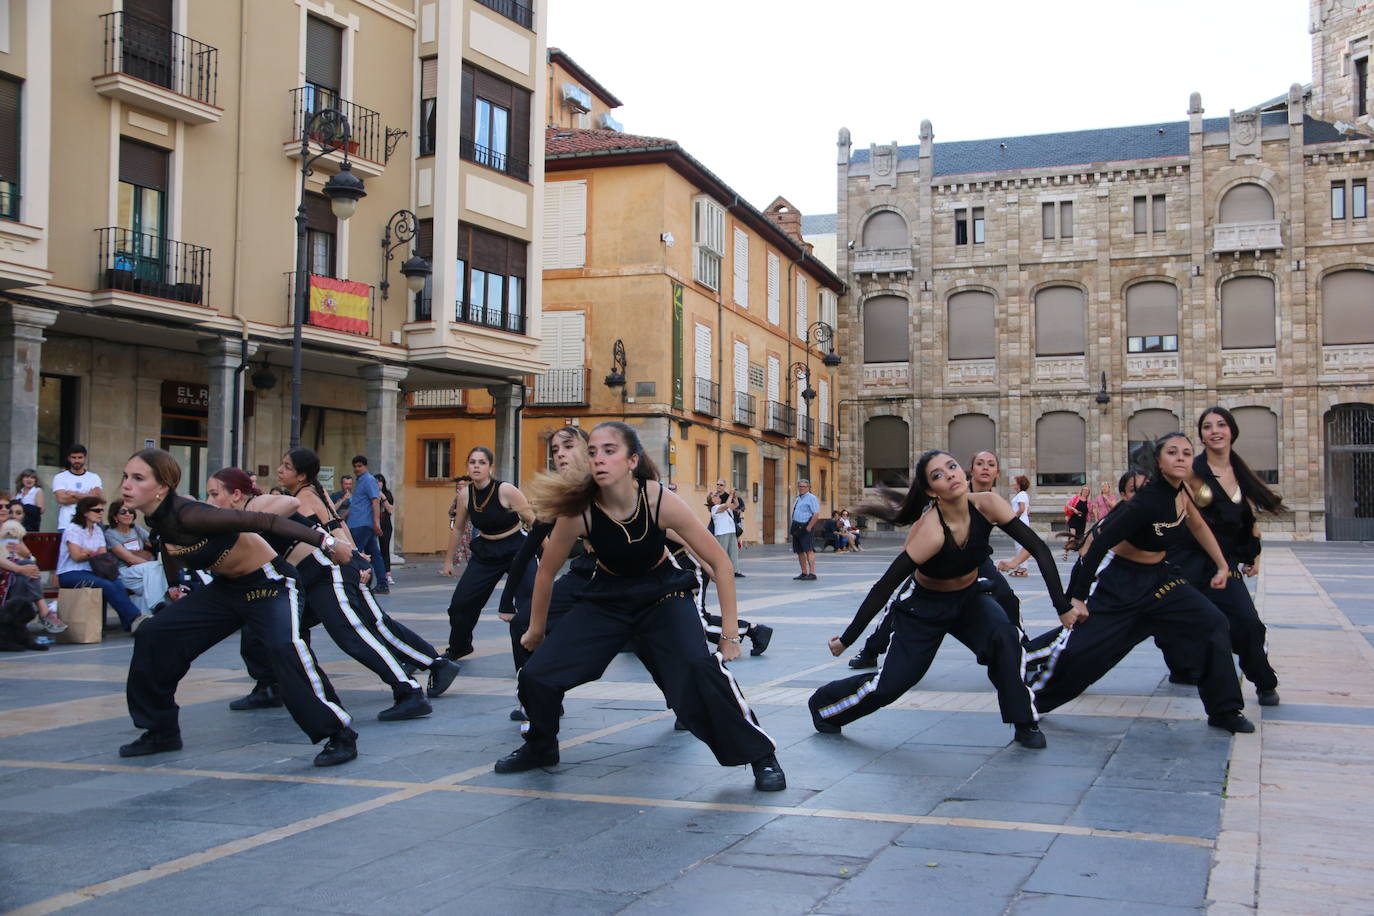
[42,615,68,634]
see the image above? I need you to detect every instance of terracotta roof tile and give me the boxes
[545,128,677,156]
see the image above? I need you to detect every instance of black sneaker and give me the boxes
[1013,722,1047,749]
[803,573,817,581]
[793,573,808,580]
[229,685,283,711]
[372,586,390,595]
[442,644,470,662]
[1257,688,1280,707]
[378,690,432,721]
[1208,711,1256,734]
[734,572,746,578]
[427,658,461,698]
[748,624,773,657]
[751,754,786,791]
[848,653,879,670]
[314,728,358,766]
[494,744,559,773]
[119,730,183,758]
[510,707,528,722]
[808,694,841,734]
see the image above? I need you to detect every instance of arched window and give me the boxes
[1127,408,1180,469]
[1219,183,1275,222]
[1125,281,1179,353]
[948,290,996,360]
[1220,276,1276,348]
[1034,286,1085,356]
[1232,406,1279,484]
[1322,269,1374,345]
[863,295,909,363]
[864,416,910,487]
[861,210,908,249]
[1035,411,1085,486]
[949,414,995,466]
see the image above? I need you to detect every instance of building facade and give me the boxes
[835,0,1374,539]
[0,0,547,551]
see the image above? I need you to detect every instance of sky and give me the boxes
[547,0,1314,216]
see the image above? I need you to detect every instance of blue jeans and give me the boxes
[349,527,388,588]
[58,570,143,630]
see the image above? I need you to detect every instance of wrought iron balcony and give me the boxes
[694,378,720,416]
[532,368,588,406]
[284,271,375,337]
[474,0,534,29]
[98,11,219,109]
[290,87,383,165]
[733,392,756,426]
[796,414,814,444]
[96,227,209,305]
[455,299,527,335]
[409,389,465,409]
[764,400,796,437]
[819,421,835,451]
[459,136,531,182]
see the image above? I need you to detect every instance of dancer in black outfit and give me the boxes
[1025,433,1255,735]
[1163,407,1284,705]
[846,449,1023,670]
[495,421,785,791]
[440,446,534,659]
[668,540,772,656]
[118,449,360,766]
[809,450,1076,748]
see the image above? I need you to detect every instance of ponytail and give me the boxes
[851,449,948,526]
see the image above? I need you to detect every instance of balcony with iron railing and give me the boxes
[96,227,209,306]
[409,389,466,409]
[818,421,835,451]
[95,11,220,123]
[459,136,531,182]
[733,392,756,426]
[285,271,376,338]
[532,368,588,406]
[796,414,813,444]
[764,400,796,437]
[286,87,384,176]
[455,298,527,335]
[694,379,720,417]
[474,0,534,29]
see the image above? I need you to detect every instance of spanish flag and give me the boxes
[308,275,370,334]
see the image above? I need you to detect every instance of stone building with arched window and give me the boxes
[833,1,1374,538]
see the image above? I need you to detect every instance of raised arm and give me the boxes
[834,517,941,651]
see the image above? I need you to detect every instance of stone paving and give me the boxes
[0,539,1371,914]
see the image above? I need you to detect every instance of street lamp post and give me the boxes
[378,209,431,302]
[790,360,816,480]
[289,108,367,448]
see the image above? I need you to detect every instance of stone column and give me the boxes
[489,382,522,482]
[198,337,257,475]
[0,303,58,486]
[359,364,408,484]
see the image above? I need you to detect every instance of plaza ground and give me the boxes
[1,538,1372,914]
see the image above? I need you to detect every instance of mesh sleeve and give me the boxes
[999,517,1071,614]
[840,551,918,647]
[1068,498,1148,600]
[500,521,552,616]
[174,500,325,548]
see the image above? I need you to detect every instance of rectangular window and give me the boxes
[38,374,79,469]
[1059,201,1072,238]
[1133,196,1147,234]
[733,227,749,308]
[731,451,748,495]
[542,179,587,269]
[0,75,19,221]
[1333,182,1347,220]
[1126,334,1178,353]
[419,58,437,156]
[303,192,337,278]
[1357,56,1368,118]
[116,139,170,283]
[1041,202,1055,240]
[695,444,708,487]
[692,197,725,290]
[972,207,985,244]
[304,15,342,113]
[460,63,531,181]
[1042,201,1073,239]
[954,208,968,245]
[414,218,433,320]
[1354,179,1367,219]
[422,439,452,480]
[1152,194,1166,233]
[766,252,780,324]
[795,274,808,340]
[454,222,527,332]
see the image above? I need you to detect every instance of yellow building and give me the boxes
[404,60,846,553]
[0,0,547,555]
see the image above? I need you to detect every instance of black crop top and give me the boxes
[1068,477,1191,600]
[1174,454,1260,564]
[584,480,668,577]
[468,479,521,535]
[147,493,326,572]
[916,503,994,579]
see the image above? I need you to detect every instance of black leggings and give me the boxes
[127,560,350,743]
[446,532,524,658]
[811,581,1036,728]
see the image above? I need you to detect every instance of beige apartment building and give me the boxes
[0,0,546,548]
[835,0,1374,539]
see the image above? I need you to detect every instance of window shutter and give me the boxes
[421,58,438,100]
[1152,194,1166,233]
[1042,202,1056,239]
[818,379,830,425]
[119,138,167,191]
[766,253,780,325]
[1127,409,1179,444]
[1133,196,1147,234]
[537,311,585,369]
[0,78,19,183]
[1219,183,1275,222]
[1036,412,1085,475]
[863,295,908,363]
[305,17,343,91]
[1232,407,1279,475]
[460,65,475,146]
[510,85,532,172]
[766,356,780,403]
[303,192,336,232]
[1033,286,1085,356]
[1059,201,1073,238]
[1125,281,1178,337]
[796,274,808,338]
[694,323,712,382]
[947,290,996,360]
[125,0,172,27]
[864,417,909,470]
[1220,277,1276,349]
[949,414,995,466]
[416,218,433,258]
[1322,269,1374,345]
[733,228,749,308]
[542,180,586,270]
[734,341,748,394]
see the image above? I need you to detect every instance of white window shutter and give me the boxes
[535,311,585,369]
[542,181,586,270]
[796,274,809,338]
[819,378,830,424]
[767,253,780,325]
[733,228,749,308]
[734,340,748,393]
[695,323,712,382]
[766,356,780,403]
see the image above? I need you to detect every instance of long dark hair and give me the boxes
[854,449,952,526]
[284,447,339,521]
[1197,406,1285,513]
[1148,432,1191,482]
[527,421,659,519]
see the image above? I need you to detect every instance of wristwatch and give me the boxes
[320,534,337,553]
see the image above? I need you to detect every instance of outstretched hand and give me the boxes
[828,636,846,657]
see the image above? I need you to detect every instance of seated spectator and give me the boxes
[0,519,64,632]
[106,500,174,615]
[57,496,146,631]
[836,509,863,551]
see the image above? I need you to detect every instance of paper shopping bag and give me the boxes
[57,587,104,644]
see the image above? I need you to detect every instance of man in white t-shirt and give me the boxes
[52,445,104,530]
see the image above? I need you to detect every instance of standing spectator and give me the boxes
[57,495,145,631]
[998,475,1034,576]
[791,479,821,581]
[14,469,44,532]
[347,456,388,594]
[376,473,396,585]
[52,444,104,530]
[331,475,353,516]
[105,500,173,616]
[1090,482,1117,525]
[709,490,742,577]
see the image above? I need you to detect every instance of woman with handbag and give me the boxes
[105,500,174,616]
[57,495,146,631]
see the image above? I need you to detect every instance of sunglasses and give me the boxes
[117,508,134,515]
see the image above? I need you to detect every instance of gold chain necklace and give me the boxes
[472,479,498,513]
[596,485,648,544]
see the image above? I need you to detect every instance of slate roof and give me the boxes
[848,111,1360,175]
[801,213,837,235]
